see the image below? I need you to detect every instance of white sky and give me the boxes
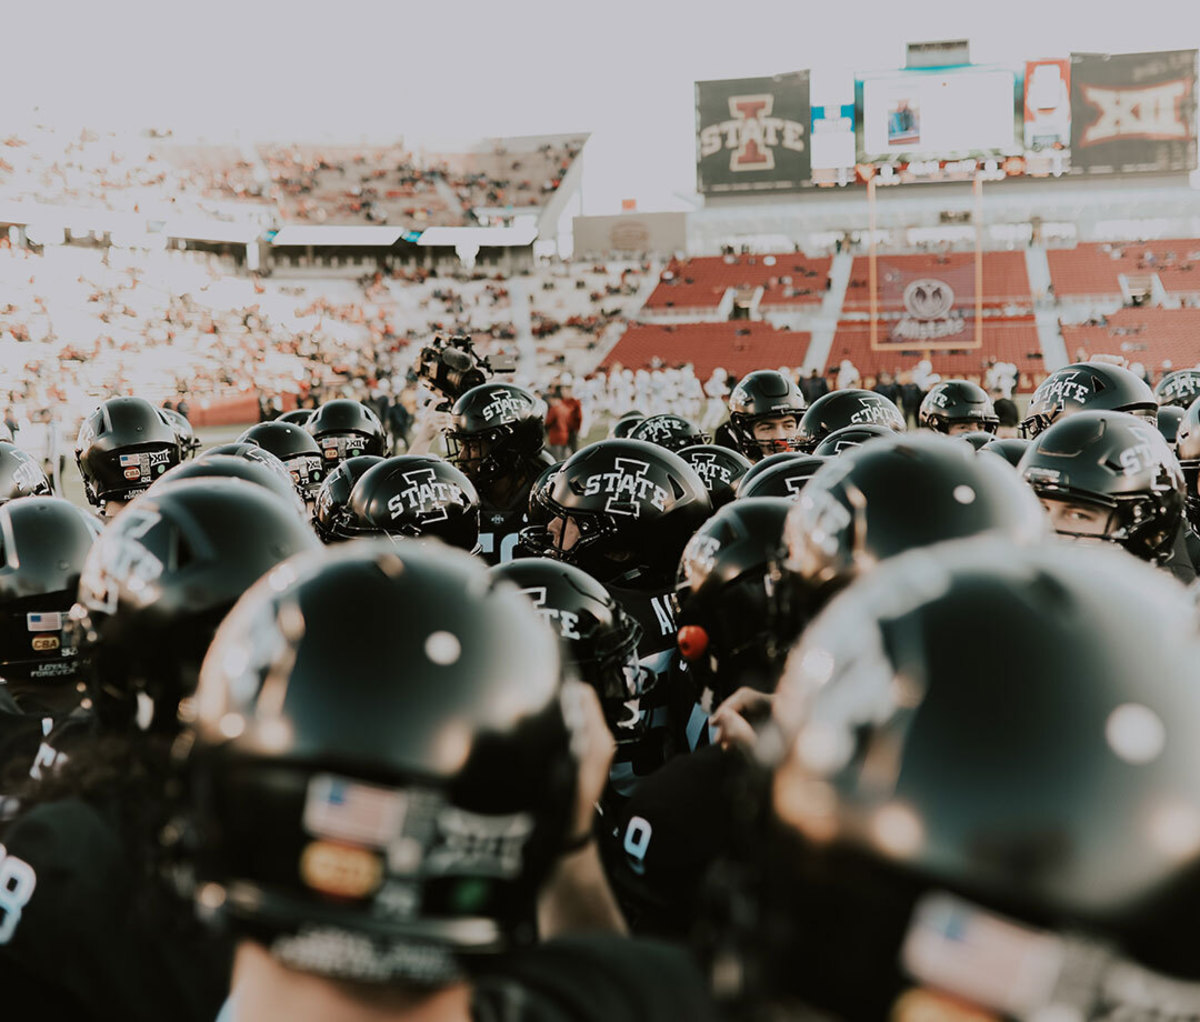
[8,0,1198,213]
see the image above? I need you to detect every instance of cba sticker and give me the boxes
[299,840,383,899]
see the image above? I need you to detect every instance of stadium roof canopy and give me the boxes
[415,224,538,248]
[160,218,262,244]
[270,226,408,247]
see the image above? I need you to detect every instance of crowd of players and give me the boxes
[0,351,1199,1019]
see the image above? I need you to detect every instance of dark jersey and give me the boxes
[476,451,554,566]
[604,647,681,807]
[477,506,529,566]
[1162,525,1197,585]
[472,933,717,1022]
[0,797,232,1022]
[603,579,678,659]
[0,687,46,786]
[1185,525,1200,574]
[600,743,748,938]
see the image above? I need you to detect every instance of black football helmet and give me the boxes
[444,383,545,487]
[755,539,1200,1016]
[610,411,646,439]
[811,424,897,457]
[525,438,712,586]
[185,541,577,984]
[797,390,905,451]
[71,478,320,731]
[1155,369,1200,410]
[918,379,999,434]
[0,497,100,698]
[677,444,752,510]
[726,370,807,461]
[1019,410,1184,563]
[978,436,1030,467]
[1156,404,1186,448]
[674,497,793,703]
[0,442,51,504]
[238,422,326,502]
[337,455,480,552]
[628,414,709,452]
[781,432,1046,622]
[311,455,387,544]
[1174,399,1200,530]
[957,430,996,451]
[75,397,182,507]
[523,459,562,530]
[306,399,387,469]
[489,557,652,745]
[736,454,830,500]
[154,455,308,519]
[1020,362,1157,439]
[276,409,314,426]
[160,406,201,460]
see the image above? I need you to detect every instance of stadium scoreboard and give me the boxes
[695,48,1197,196]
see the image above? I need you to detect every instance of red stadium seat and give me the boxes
[840,252,1032,313]
[644,254,833,312]
[600,322,812,377]
[1059,307,1200,369]
[1047,240,1200,300]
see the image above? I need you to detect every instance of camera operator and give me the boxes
[406,335,497,458]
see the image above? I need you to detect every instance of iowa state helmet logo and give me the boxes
[388,468,463,524]
[581,458,668,516]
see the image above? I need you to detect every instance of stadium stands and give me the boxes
[643,253,832,314]
[1048,240,1200,300]
[1059,307,1200,370]
[0,127,585,232]
[841,251,1032,312]
[600,322,812,377]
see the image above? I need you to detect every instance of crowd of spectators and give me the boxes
[0,124,585,230]
[0,241,648,459]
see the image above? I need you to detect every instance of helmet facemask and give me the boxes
[446,420,537,488]
[732,413,805,462]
